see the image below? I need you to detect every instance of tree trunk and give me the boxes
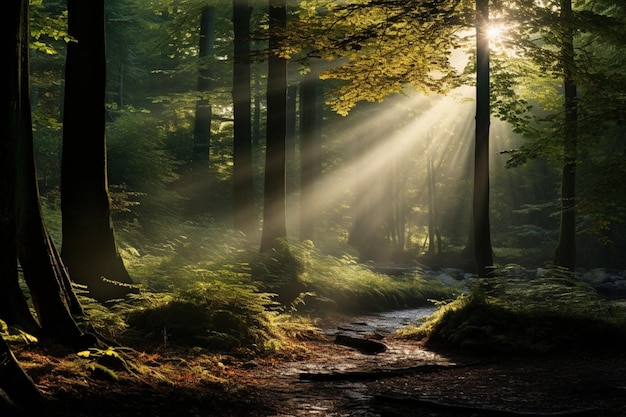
[233,0,257,238]
[0,5,43,410]
[61,0,135,302]
[190,6,215,214]
[299,62,321,242]
[472,0,494,276]
[554,0,577,271]
[260,0,289,252]
[0,335,43,414]
[12,0,90,345]
[0,0,41,336]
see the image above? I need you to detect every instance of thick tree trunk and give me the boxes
[0,0,40,335]
[472,0,494,276]
[233,0,257,238]
[299,63,321,242]
[12,0,89,346]
[554,0,577,271]
[260,0,289,252]
[61,0,135,302]
[0,336,43,413]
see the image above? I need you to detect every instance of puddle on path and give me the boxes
[323,307,438,337]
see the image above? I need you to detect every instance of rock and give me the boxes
[581,268,610,284]
[335,334,387,355]
[441,268,465,280]
[436,273,458,286]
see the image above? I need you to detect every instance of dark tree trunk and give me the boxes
[61,0,135,302]
[260,0,288,252]
[0,0,41,336]
[554,0,577,271]
[233,0,257,238]
[472,0,494,276]
[12,0,90,345]
[299,63,321,242]
[0,5,43,410]
[190,6,216,214]
[0,335,43,414]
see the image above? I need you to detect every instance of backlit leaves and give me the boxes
[290,0,472,115]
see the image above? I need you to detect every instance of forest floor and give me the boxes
[12,310,626,417]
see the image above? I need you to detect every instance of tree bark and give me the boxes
[472,0,494,276]
[0,0,40,335]
[260,0,289,252]
[554,0,577,271]
[233,0,257,238]
[61,0,135,302]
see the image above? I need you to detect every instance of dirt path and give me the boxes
[235,310,626,417]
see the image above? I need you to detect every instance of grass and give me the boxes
[399,267,626,355]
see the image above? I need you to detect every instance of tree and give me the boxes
[8,0,89,345]
[0,335,42,415]
[190,6,216,214]
[260,0,289,252]
[0,0,34,334]
[497,0,626,269]
[472,0,494,276]
[553,0,577,270]
[61,0,136,302]
[233,0,257,237]
[1,1,92,411]
[291,0,466,115]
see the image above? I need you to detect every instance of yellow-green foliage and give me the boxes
[124,282,285,355]
[0,320,38,345]
[284,241,459,314]
[401,272,626,354]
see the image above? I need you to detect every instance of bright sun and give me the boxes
[488,25,504,41]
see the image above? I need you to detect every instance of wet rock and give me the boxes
[335,334,387,355]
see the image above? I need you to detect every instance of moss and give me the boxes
[88,363,119,381]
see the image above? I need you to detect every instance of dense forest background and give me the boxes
[28,0,626,269]
[2,0,626,414]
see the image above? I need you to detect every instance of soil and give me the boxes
[11,312,626,417]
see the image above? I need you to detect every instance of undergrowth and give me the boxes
[79,219,456,357]
[399,266,626,354]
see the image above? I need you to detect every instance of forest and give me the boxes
[2,0,626,416]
